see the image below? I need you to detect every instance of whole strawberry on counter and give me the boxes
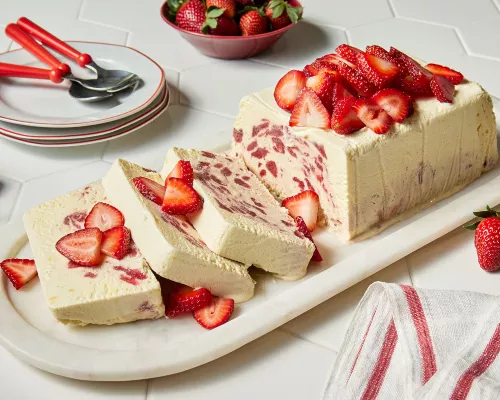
[265,0,302,30]
[465,206,500,272]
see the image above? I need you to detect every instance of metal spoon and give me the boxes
[70,77,140,103]
[17,17,139,90]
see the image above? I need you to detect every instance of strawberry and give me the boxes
[425,63,463,85]
[365,45,395,63]
[289,88,331,129]
[274,70,307,111]
[465,206,500,271]
[390,47,432,86]
[208,15,239,35]
[430,75,454,103]
[206,0,236,18]
[0,259,37,290]
[84,202,124,231]
[240,10,267,36]
[162,177,203,215]
[101,226,131,260]
[331,97,365,135]
[133,177,166,206]
[265,0,302,30]
[336,44,364,65]
[319,53,356,70]
[338,61,376,97]
[56,228,103,267]
[303,64,320,77]
[236,0,253,4]
[175,0,207,33]
[295,216,322,262]
[396,75,433,96]
[353,98,393,134]
[193,296,234,329]
[166,160,194,186]
[331,82,354,109]
[371,88,411,123]
[282,190,320,231]
[165,285,213,318]
[306,71,336,112]
[310,59,339,75]
[357,52,399,88]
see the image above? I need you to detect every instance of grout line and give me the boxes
[345,16,395,32]
[176,102,235,121]
[396,15,456,30]
[452,27,469,55]
[3,181,23,226]
[278,327,340,353]
[248,58,293,71]
[144,379,151,400]
[386,0,397,17]
[22,160,103,185]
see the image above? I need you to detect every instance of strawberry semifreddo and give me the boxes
[23,182,165,326]
[161,148,316,280]
[233,44,498,240]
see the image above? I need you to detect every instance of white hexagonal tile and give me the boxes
[149,330,336,400]
[459,18,500,61]
[302,0,393,29]
[180,60,287,117]
[407,227,500,296]
[281,259,411,351]
[0,345,146,400]
[253,22,346,70]
[2,0,127,51]
[348,18,465,65]
[163,67,180,105]
[391,0,498,27]
[0,176,21,225]
[81,0,213,71]
[103,105,233,169]
[0,138,106,182]
[11,161,111,221]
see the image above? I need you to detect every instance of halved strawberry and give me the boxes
[274,70,307,111]
[166,285,213,318]
[0,259,37,290]
[311,59,339,74]
[337,61,376,97]
[101,226,131,260]
[166,160,194,186]
[331,97,365,135]
[425,63,464,85]
[390,47,432,85]
[162,177,203,215]
[320,53,356,69]
[430,75,454,103]
[282,190,319,231]
[306,71,336,112]
[365,45,395,63]
[331,82,354,109]
[336,44,364,65]
[84,202,124,231]
[193,296,234,329]
[357,53,399,88]
[396,75,433,96]
[353,99,393,134]
[56,228,103,266]
[295,216,322,262]
[371,88,410,123]
[132,177,166,206]
[289,88,331,129]
[303,64,320,77]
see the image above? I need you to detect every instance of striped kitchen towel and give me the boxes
[322,282,500,400]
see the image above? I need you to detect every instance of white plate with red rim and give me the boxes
[0,42,164,128]
[0,106,499,381]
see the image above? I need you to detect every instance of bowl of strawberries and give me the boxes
[160,0,303,59]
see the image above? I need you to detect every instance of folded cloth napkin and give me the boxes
[322,282,500,400]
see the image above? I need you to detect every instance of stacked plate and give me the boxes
[0,42,168,147]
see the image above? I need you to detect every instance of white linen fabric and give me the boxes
[323,282,500,400]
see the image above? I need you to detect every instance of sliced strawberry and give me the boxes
[274,70,307,111]
[336,44,364,65]
[193,296,234,329]
[365,45,395,63]
[395,74,432,96]
[319,53,356,69]
[101,226,131,260]
[166,160,194,186]
[295,216,322,262]
[425,63,464,85]
[303,64,320,77]
[353,99,393,134]
[282,190,319,231]
[338,61,376,97]
[331,82,354,109]
[166,285,213,318]
[132,177,166,206]
[310,58,339,74]
[84,202,124,231]
[56,228,103,266]
[331,97,365,135]
[430,75,454,103]
[162,177,203,215]
[306,71,336,112]
[0,259,37,290]
[357,53,399,88]
[390,47,432,85]
[371,88,410,123]
[289,88,331,129]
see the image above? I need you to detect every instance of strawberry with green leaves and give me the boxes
[202,7,239,35]
[239,9,268,36]
[265,0,302,30]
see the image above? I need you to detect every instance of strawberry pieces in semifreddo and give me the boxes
[1,259,38,290]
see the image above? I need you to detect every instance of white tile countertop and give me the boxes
[1,0,500,398]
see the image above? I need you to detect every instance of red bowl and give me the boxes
[160,1,302,59]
